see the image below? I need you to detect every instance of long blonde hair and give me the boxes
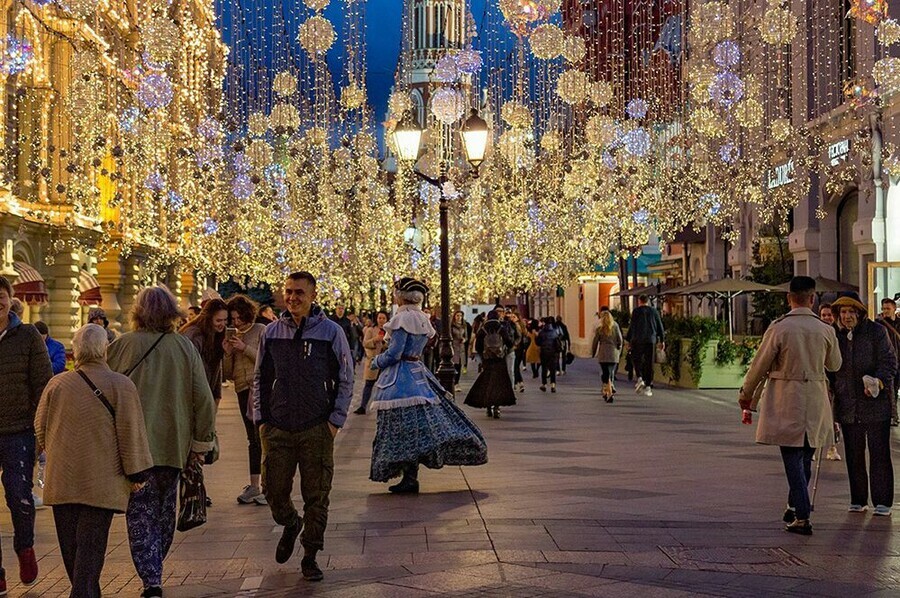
[597,310,614,335]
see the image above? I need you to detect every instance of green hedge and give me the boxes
[658,315,759,384]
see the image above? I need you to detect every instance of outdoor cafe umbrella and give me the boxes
[774,276,859,294]
[675,278,779,340]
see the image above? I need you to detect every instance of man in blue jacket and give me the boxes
[252,271,353,583]
[33,322,65,375]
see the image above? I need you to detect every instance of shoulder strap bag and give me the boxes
[75,370,115,419]
[124,333,167,377]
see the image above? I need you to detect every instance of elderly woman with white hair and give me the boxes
[35,324,153,598]
[368,278,487,494]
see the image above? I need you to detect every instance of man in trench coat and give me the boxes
[739,276,842,535]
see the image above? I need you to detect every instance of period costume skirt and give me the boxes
[464,358,517,408]
[370,377,488,482]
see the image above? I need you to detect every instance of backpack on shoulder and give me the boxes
[483,326,507,359]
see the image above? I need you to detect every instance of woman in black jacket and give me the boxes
[831,295,898,516]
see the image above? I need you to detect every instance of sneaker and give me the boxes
[635,381,646,394]
[237,485,263,504]
[493,408,500,419]
[301,556,324,582]
[275,521,302,564]
[140,587,163,598]
[540,385,546,392]
[874,505,892,517]
[253,494,268,506]
[848,504,868,513]
[17,547,37,585]
[825,446,841,461]
[642,387,653,397]
[32,493,45,510]
[891,417,899,427]
[550,384,557,393]
[783,507,796,523]
[785,519,812,535]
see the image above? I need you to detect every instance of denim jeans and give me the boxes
[360,380,376,411]
[0,430,36,577]
[780,435,816,520]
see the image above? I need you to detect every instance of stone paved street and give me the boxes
[3,359,899,597]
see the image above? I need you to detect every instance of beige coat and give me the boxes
[35,361,153,512]
[740,308,842,447]
[223,323,265,392]
[362,325,386,381]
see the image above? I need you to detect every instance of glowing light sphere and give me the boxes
[713,40,741,69]
[430,87,466,124]
[433,53,460,83]
[877,19,900,46]
[232,174,253,200]
[759,6,798,45]
[202,218,219,235]
[305,127,328,146]
[142,16,179,67]
[540,130,562,152]
[248,112,269,137]
[233,153,251,173]
[556,70,590,104]
[340,83,367,110]
[709,71,744,107]
[848,0,888,25]
[247,139,272,170]
[622,128,651,157]
[197,116,221,140]
[690,2,735,47]
[626,98,649,119]
[770,118,793,142]
[589,81,613,107]
[388,91,412,117]
[585,115,618,147]
[873,57,900,94]
[238,240,252,254]
[455,49,483,74]
[728,103,759,133]
[298,15,335,55]
[690,105,725,138]
[562,35,587,63]
[273,71,297,96]
[719,141,739,163]
[529,23,564,59]
[499,0,545,30]
[1,35,32,76]
[195,145,223,167]
[632,209,650,225]
[270,102,300,132]
[501,100,532,129]
[303,0,330,10]
[137,72,174,109]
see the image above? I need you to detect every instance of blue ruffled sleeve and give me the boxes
[372,329,408,370]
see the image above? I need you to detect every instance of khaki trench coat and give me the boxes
[740,307,842,448]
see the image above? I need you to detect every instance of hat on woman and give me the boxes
[394,277,429,295]
[831,292,867,316]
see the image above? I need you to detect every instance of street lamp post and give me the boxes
[391,108,489,395]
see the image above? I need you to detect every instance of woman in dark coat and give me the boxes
[465,310,516,419]
[831,295,898,516]
[536,317,562,393]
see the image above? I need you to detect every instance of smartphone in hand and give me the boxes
[225,327,237,341]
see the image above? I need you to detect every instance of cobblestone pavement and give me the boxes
[3,359,899,596]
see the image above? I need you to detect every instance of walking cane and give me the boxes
[810,447,824,512]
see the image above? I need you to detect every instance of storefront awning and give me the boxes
[12,262,48,305]
[78,270,102,306]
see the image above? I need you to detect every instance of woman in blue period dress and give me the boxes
[369,278,488,494]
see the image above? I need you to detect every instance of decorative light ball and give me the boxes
[847,0,889,26]
[537,0,561,16]
[273,71,297,96]
[585,115,618,147]
[353,132,377,154]
[388,91,412,117]
[877,19,900,46]
[873,57,900,94]
[556,70,590,104]
[690,2,734,48]
[137,72,173,109]
[270,103,300,132]
[248,112,269,137]
[298,15,335,55]
[501,100,532,129]
[119,106,141,134]
[341,83,367,110]
[195,145,223,167]
[303,0,330,10]
[622,128,651,157]
[709,71,744,107]
[712,40,741,69]
[247,139,272,170]
[562,35,586,63]
[499,0,544,30]
[306,126,328,146]
[589,81,613,107]
[529,23,564,59]
[1,35,33,76]
[759,6,797,45]
[63,0,99,18]
[690,106,725,138]
[430,87,466,125]
[626,98,649,119]
[770,118,792,142]
[197,116,221,140]
[142,16,179,67]
[166,191,185,210]
[233,153,251,174]
[455,49,483,74]
[541,130,562,152]
[719,141,738,163]
[735,98,764,128]
[232,173,254,200]
[201,218,219,235]
[688,62,716,103]
[433,53,460,83]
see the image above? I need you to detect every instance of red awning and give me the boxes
[78,270,102,306]
[12,262,48,305]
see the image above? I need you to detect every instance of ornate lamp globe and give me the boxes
[460,109,489,173]
[392,111,422,162]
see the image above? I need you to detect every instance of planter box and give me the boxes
[619,338,747,389]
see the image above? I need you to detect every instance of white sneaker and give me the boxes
[848,504,867,513]
[253,494,268,506]
[874,505,892,517]
[237,485,263,504]
[642,387,653,397]
[825,446,841,461]
[634,378,644,391]
[33,493,45,510]
[635,381,646,394]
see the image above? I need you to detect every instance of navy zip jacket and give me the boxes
[252,306,354,432]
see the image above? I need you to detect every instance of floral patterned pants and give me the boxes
[126,466,180,589]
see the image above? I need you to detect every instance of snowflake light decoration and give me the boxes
[137,72,174,109]
[1,35,32,76]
